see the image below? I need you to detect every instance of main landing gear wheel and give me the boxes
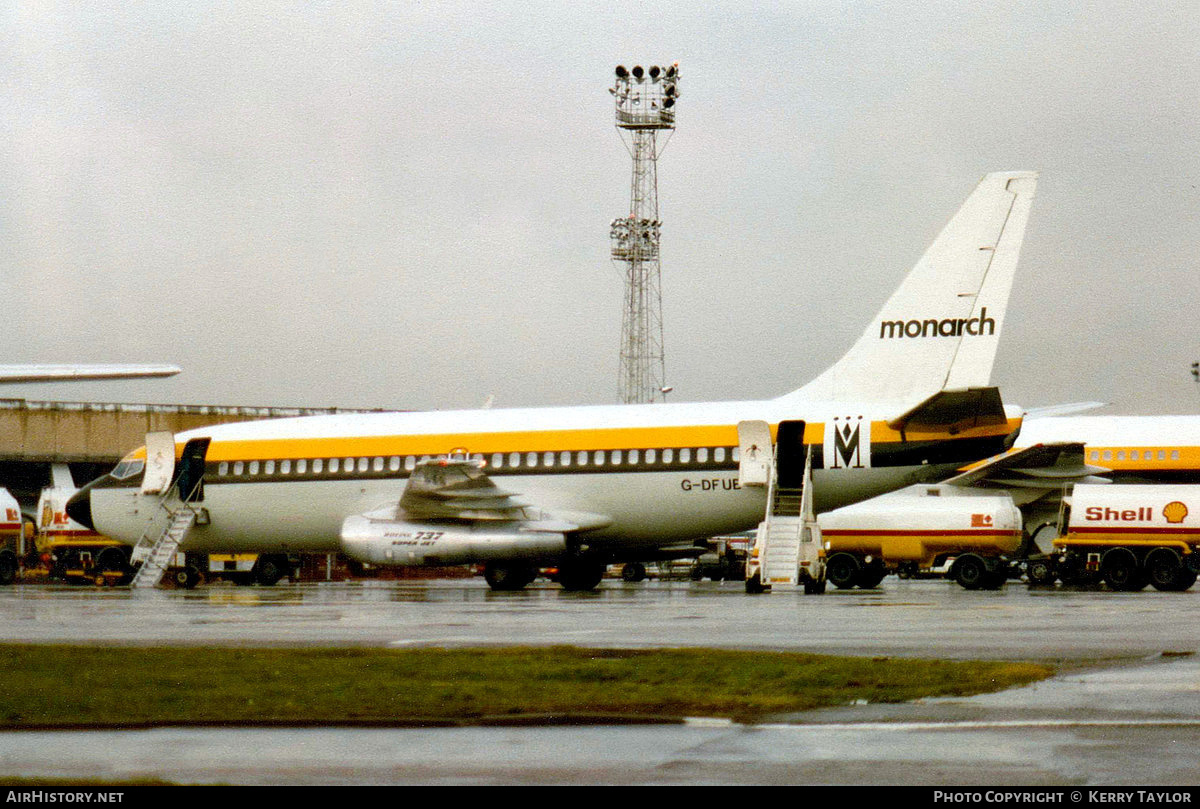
[558,558,606,592]
[483,563,536,591]
[745,572,765,594]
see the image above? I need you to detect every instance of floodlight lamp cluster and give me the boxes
[610,62,679,128]
[610,217,661,261]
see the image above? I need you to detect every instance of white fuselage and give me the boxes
[81,396,1022,561]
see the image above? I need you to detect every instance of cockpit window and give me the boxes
[111,459,146,480]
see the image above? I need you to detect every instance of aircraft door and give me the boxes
[775,420,808,490]
[141,431,176,495]
[737,420,773,486]
[174,438,211,502]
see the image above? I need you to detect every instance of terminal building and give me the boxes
[0,398,394,507]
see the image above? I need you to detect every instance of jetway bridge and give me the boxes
[0,399,395,506]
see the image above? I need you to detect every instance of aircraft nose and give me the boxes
[65,485,94,531]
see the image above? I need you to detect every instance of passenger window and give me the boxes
[508,452,520,467]
[526,452,539,467]
[715,447,726,462]
[1158,450,1166,460]
[218,462,229,476]
[329,459,340,473]
[281,460,292,474]
[663,448,674,463]
[697,448,709,463]
[265,460,275,475]
[560,450,571,466]
[491,453,503,469]
[629,449,639,464]
[373,457,384,472]
[732,447,740,462]
[389,457,400,472]
[405,456,416,471]
[1090,451,1099,461]
[646,448,656,463]
[594,450,605,465]
[1102,451,1111,461]
[249,461,260,475]
[313,459,323,473]
[611,450,622,464]
[680,448,692,463]
[358,458,369,473]
[234,461,244,476]
[543,452,555,467]
[1172,450,1180,460]
[1117,451,1125,461]
[577,450,589,465]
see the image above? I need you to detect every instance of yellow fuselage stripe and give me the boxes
[125,418,1019,463]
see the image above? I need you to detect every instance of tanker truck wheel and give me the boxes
[1025,558,1057,587]
[855,560,886,589]
[1146,549,1193,592]
[825,553,860,590]
[951,554,989,590]
[1101,548,1147,592]
[0,551,17,586]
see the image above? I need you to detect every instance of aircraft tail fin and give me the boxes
[780,171,1037,409]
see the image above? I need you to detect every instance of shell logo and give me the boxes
[1163,501,1189,524]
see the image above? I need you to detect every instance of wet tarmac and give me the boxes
[1,577,1198,784]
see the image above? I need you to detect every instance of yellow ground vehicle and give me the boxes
[37,466,132,585]
[1028,485,1200,591]
[817,485,1024,590]
[0,489,25,586]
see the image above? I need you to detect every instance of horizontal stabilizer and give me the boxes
[887,386,1008,435]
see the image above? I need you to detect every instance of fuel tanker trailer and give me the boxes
[1027,484,1200,591]
[817,484,1024,590]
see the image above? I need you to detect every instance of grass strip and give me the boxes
[0,644,1052,727]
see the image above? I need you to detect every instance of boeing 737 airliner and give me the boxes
[68,172,1038,590]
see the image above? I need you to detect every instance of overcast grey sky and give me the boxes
[2,2,1198,415]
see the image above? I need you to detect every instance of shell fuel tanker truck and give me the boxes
[1026,484,1200,591]
[813,483,1200,592]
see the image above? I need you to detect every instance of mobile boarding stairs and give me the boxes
[739,420,825,595]
[128,431,210,589]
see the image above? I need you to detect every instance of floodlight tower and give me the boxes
[609,62,679,404]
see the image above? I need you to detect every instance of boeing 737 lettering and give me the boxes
[67,172,1038,591]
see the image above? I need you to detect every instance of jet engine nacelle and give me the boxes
[339,516,567,566]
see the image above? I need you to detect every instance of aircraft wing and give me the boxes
[0,364,181,383]
[397,458,611,530]
[942,442,1109,504]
